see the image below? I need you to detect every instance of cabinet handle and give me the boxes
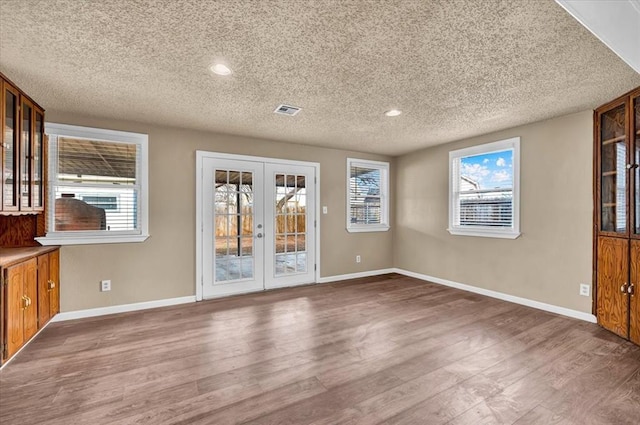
[22,295,28,310]
[27,296,32,307]
[630,284,635,296]
[48,280,56,290]
[621,283,628,293]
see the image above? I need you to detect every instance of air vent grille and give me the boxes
[274,104,301,116]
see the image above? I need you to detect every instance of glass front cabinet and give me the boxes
[595,87,640,346]
[1,73,45,214]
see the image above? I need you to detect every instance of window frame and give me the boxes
[346,158,390,233]
[36,123,150,245]
[448,137,521,239]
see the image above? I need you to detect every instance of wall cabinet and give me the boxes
[1,247,60,365]
[595,87,640,345]
[1,73,45,214]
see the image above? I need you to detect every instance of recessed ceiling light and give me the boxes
[384,109,402,117]
[210,63,232,76]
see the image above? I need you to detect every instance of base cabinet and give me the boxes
[596,237,629,339]
[5,258,38,359]
[1,247,60,364]
[630,240,639,345]
[37,250,60,327]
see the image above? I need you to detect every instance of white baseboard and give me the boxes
[393,268,597,323]
[317,268,396,284]
[51,296,196,322]
[0,319,54,370]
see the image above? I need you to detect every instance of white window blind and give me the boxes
[347,158,389,232]
[449,137,520,239]
[37,123,149,245]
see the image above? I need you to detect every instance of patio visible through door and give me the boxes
[198,153,317,299]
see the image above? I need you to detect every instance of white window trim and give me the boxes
[346,158,390,233]
[448,137,521,239]
[36,123,150,246]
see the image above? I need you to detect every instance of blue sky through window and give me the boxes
[460,149,513,190]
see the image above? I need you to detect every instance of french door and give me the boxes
[199,153,317,299]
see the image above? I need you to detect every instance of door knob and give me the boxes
[256,233,263,238]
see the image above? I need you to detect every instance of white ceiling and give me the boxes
[1,0,639,156]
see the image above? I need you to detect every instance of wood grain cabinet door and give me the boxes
[49,250,60,316]
[22,258,38,341]
[5,263,25,359]
[37,253,51,327]
[597,237,630,338]
[630,241,640,345]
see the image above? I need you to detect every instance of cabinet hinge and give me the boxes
[1,342,7,359]
[314,220,317,228]
[314,264,317,271]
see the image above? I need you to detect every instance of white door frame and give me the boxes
[195,151,321,301]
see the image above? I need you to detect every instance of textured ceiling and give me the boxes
[1,0,639,156]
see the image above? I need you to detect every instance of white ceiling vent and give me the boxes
[274,104,301,116]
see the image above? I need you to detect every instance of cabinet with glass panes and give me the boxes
[594,86,640,347]
[1,72,45,215]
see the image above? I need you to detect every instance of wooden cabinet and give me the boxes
[37,250,60,327]
[5,258,38,359]
[1,247,60,365]
[595,87,640,344]
[1,73,45,214]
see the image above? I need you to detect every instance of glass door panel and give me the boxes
[2,84,19,210]
[21,99,33,210]
[33,109,44,210]
[265,163,315,289]
[202,158,264,298]
[634,95,640,236]
[600,104,627,234]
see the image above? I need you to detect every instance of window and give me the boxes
[36,123,149,245]
[449,137,520,239]
[347,158,389,232]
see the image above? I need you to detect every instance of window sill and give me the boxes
[447,228,521,239]
[347,225,390,233]
[36,234,150,246]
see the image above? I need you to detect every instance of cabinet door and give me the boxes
[20,98,34,211]
[597,237,629,338]
[632,93,640,238]
[597,102,628,236]
[630,240,640,345]
[5,264,25,359]
[33,107,44,211]
[22,258,38,341]
[49,250,60,316]
[2,81,20,211]
[37,253,51,327]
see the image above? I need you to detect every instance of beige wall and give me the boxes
[47,111,394,312]
[394,111,593,313]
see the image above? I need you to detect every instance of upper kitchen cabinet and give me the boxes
[1,73,45,214]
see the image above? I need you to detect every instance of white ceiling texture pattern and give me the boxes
[1,0,639,155]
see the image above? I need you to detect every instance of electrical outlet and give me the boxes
[101,280,111,292]
[356,255,361,263]
[322,206,328,214]
[579,284,590,297]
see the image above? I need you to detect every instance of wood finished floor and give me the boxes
[1,274,639,425]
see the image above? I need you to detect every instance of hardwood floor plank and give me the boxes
[1,273,639,425]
